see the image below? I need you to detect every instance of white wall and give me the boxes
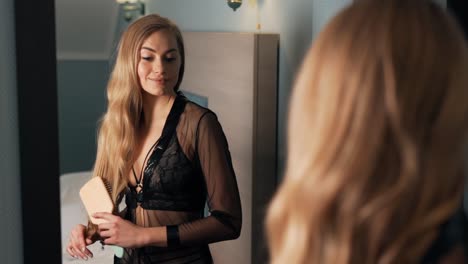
[0,0,24,262]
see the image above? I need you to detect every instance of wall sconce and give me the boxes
[116,0,145,22]
[227,0,242,11]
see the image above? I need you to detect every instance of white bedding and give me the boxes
[60,171,115,264]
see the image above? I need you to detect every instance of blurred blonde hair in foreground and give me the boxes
[266,0,468,263]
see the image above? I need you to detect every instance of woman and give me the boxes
[67,14,242,263]
[267,0,468,263]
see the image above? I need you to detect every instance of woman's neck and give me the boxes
[141,92,176,131]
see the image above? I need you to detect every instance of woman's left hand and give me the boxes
[93,212,146,248]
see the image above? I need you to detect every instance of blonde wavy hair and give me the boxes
[92,14,185,203]
[266,1,468,263]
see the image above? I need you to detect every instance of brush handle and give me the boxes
[111,245,124,258]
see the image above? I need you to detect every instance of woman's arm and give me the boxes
[172,112,242,246]
[94,212,168,247]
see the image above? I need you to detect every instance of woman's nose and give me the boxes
[152,59,165,74]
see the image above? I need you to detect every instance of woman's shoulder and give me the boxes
[183,99,217,123]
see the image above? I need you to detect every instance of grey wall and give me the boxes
[56,4,138,175]
[0,0,23,262]
[57,60,109,174]
[147,0,352,177]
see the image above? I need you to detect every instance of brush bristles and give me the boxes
[99,176,117,214]
[101,177,113,195]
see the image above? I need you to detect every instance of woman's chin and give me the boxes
[142,87,175,97]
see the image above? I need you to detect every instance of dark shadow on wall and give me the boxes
[14,0,62,263]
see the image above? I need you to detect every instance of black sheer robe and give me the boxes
[117,94,242,264]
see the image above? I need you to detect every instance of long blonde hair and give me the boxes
[267,1,468,263]
[93,14,185,203]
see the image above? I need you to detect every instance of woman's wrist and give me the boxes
[138,226,167,247]
[136,226,148,247]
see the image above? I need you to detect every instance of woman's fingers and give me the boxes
[99,217,143,248]
[99,229,113,239]
[68,227,85,259]
[97,216,121,240]
[97,222,114,231]
[66,244,75,258]
[68,237,88,259]
[83,247,94,259]
[67,224,93,260]
[93,212,117,222]
[85,238,94,245]
[103,237,116,245]
[94,214,140,247]
[72,226,89,259]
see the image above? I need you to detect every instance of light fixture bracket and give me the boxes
[116,0,145,22]
[227,0,242,11]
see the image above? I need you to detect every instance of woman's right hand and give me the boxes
[66,224,95,260]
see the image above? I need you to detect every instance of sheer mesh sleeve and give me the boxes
[177,112,242,245]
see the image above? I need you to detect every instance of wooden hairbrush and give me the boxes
[79,176,114,225]
[79,176,124,258]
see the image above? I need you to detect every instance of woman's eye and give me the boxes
[165,57,176,62]
[141,56,152,61]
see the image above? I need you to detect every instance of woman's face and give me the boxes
[137,29,181,97]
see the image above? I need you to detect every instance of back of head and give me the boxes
[267,0,468,263]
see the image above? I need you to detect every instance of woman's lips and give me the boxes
[148,77,167,85]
